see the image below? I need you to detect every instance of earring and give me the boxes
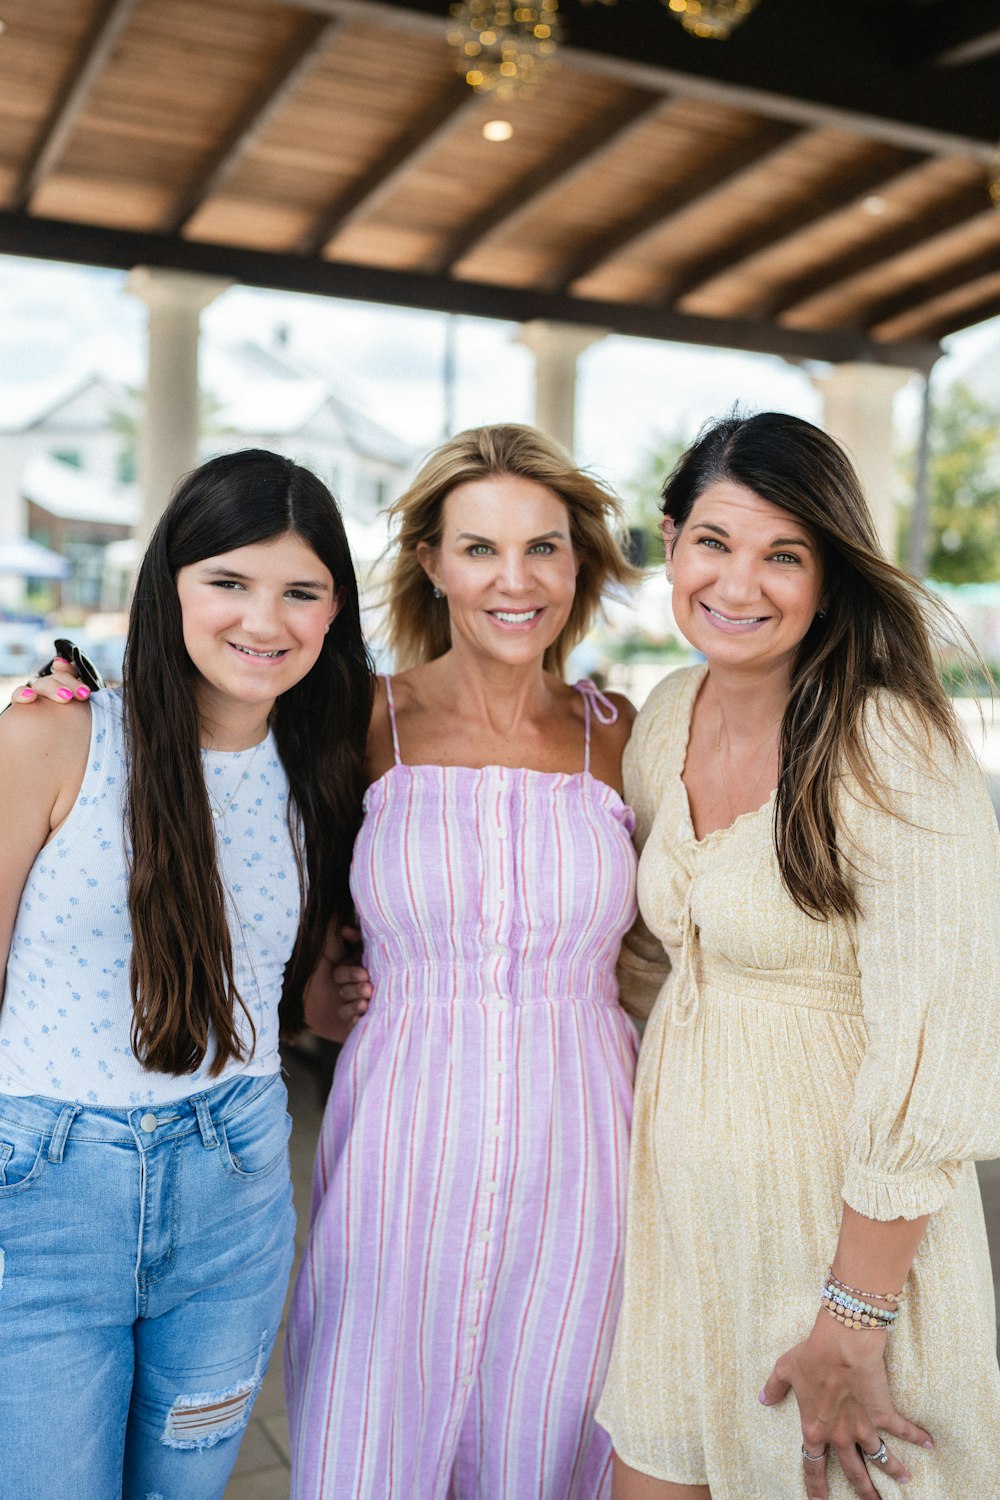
[817,607,827,619]
[433,586,444,599]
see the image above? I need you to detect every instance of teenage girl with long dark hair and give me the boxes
[0,449,372,1500]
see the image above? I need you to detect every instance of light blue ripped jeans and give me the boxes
[0,1071,295,1500]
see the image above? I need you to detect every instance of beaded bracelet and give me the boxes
[821,1284,896,1330]
[824,1301,893,1331]
[827,1268,906,1304]
[821,1284,900,1322]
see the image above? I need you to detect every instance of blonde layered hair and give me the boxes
[384,424,640,676]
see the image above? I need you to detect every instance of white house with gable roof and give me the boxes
[0,333,413,611]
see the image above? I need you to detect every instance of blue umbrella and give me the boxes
[0,538,70,579]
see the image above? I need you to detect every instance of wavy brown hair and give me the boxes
[662,411,964,920]
[125,449,373,1075]
[383,424,640,675]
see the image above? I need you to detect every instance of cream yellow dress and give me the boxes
[596,665,1000,1497]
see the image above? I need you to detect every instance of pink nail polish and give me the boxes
[57,688,73,701]
[75,686,90,699]
[923,1440,934,1450]
[18,688,35,700]
[757,1390,767,1404]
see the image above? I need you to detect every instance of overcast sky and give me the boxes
[1,253,997,497]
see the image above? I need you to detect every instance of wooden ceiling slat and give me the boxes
[662,146,928,305]
[425,89,665,276]
[9,0,139,213]
[922,288,1000,340]
[162,13,345,234]
[756,179,991,320]
[295,78,481,256]
[545,119,804,294]
[862,240,1000,332]
[906,0,1000,68]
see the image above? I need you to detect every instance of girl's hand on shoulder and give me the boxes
[760,1314,933,1498]
[10,654,91,706]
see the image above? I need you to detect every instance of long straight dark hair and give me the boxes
[125,449,374,1075]
[662,411,963,920]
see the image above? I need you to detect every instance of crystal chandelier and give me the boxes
[664,0,761,40]
[448,0,562,98]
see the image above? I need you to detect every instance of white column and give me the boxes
[515,320,607,456]
[812,363,915,560]
[127,268,231,545]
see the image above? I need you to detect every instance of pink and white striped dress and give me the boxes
[286,679,639,1499]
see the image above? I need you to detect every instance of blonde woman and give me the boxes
[285,426,644,1498]
[597,412,1000,1500]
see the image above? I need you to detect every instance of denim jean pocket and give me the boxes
[218,1081,291,1180]
[0,1129,47,1193]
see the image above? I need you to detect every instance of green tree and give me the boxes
[621,429,688,568]
[901,382,1000,583]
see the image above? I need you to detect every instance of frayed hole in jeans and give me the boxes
[162,1381,258,1450]
[160,1335,266,1451]
[0,1248,5,1292]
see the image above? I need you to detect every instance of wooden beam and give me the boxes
[161,15,346,235]
[752,179,991,319]
[9,0,139,213]
[294,78,480,256]
[660,147,928,305]
[424,89,666,275]
[863,237,1000,332]
[546,119,803,293]
[0,209,941,372]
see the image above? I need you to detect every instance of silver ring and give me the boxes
[801,1444,826,1463]
[862,1440,889,1465]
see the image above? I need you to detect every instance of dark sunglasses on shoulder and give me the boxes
[36,638,106,693]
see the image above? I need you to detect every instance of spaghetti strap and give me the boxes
[383,674,403,766]
[573,679,618,776]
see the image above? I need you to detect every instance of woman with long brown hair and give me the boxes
[285,424,644,1499]
[596,411,1000,1500]
[0,449,372,1500]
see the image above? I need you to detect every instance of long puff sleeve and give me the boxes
[617,676,675,1021]
[839,696,1000,1220]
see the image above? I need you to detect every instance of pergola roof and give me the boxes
[1,0,998,372]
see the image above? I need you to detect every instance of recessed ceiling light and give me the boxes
[483,119,514,142]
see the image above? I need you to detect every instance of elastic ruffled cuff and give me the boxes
[842,1157,962,1221]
